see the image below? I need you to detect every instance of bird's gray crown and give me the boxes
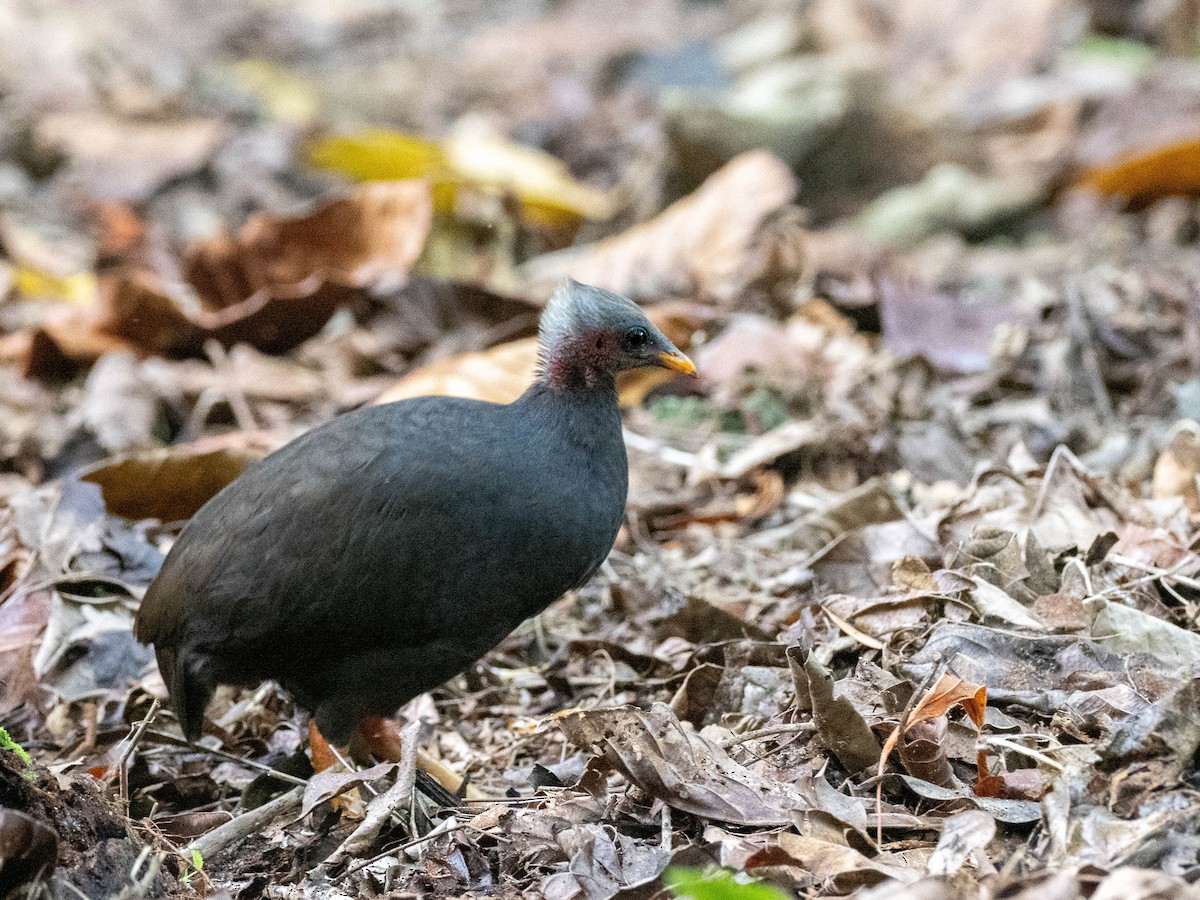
[538,279,647,356]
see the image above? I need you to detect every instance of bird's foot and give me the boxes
[351,715,405,762]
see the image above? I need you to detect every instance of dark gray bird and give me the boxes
[135,279,695,754]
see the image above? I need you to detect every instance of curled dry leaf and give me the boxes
[926,809,996,877]
[880,673,987,784]
[524,151,800,303]
[788,645,881,776]
[5,182,435,375]
[1151,423,1200,515]
[554,702,806,827]
[0,808,58,897]
[301,762,399,819]
[897,716,955,789]
[80,431,282,523]
[374,301,712,407]
[744,832,919,892]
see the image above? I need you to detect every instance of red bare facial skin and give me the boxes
[548,329,620,390]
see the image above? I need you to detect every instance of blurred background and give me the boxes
[0,0,1197,484]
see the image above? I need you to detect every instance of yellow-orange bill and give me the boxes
[657,350,697,376]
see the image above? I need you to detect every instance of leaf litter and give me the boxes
[3,0,1200,898]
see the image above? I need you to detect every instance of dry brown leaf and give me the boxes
[746,832,919,892]
[790,645,881,776]
[301,762,399,818]
[97,181,433,358]
[1073,84,1200,205]
[79,432,282,523]
[880,673,987,774]
[34,114,223,202]
[554,702,808,826]
[374,301,711,407]
[525,151,799,303]
[1151,424,1200,514]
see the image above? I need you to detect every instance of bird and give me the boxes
[135,279,696,761]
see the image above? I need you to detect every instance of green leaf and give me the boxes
[665,867,791,900]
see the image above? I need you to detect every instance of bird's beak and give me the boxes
[656,348,698,377]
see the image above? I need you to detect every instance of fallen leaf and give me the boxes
[925,809,996,876]
[1151,423,1200,514]
[99,181,433,358]
[34,114,223,202]
[746,832,919,891]
[301,762,399,818]
[309,127,614,228]
[523,151,799,304]
[555,702,809,827]
[79,432,281,523]
[789,645,881,776]
[880,673,987,785]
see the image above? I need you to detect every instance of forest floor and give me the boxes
[3,0,1200,897]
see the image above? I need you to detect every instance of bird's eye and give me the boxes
[625,327,649,348]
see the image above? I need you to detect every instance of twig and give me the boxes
[203,339,258,432]
[105,698,160,809]
[144,730,309,787]
[1106,554,1200,593]
[319,721,422,872]
[719,723,815,749]
[187,785,304,862]
[337,819,464,882]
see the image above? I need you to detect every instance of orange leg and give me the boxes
[307,721,341,772]
[307,716,474,798]
[352,714,405,762]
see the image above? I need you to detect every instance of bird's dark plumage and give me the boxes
[135,280,694,745]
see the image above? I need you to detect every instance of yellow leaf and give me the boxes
[228,60,319,124]
[12,266,97,305]
[309,128,614,228]
[443,130,615,226]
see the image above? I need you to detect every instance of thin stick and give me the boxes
[144,730,309,787]
[337,820,464,881]
[719,723,815,749]
[187,785,304,862]
[105,698,160,805]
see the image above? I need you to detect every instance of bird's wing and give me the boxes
[136,398,577,665]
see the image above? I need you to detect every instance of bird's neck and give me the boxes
[519,376,622,451]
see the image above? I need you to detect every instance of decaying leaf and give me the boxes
[925,809,996,876]
[1151,423,1200,514]
[554,702,808,827]
[80,432,281,523]
[880,673,987,784]
[301,762,399,818]
[788,646,881,776]
[523,151,799,304]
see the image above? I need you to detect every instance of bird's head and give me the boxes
[537,279,696,391]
